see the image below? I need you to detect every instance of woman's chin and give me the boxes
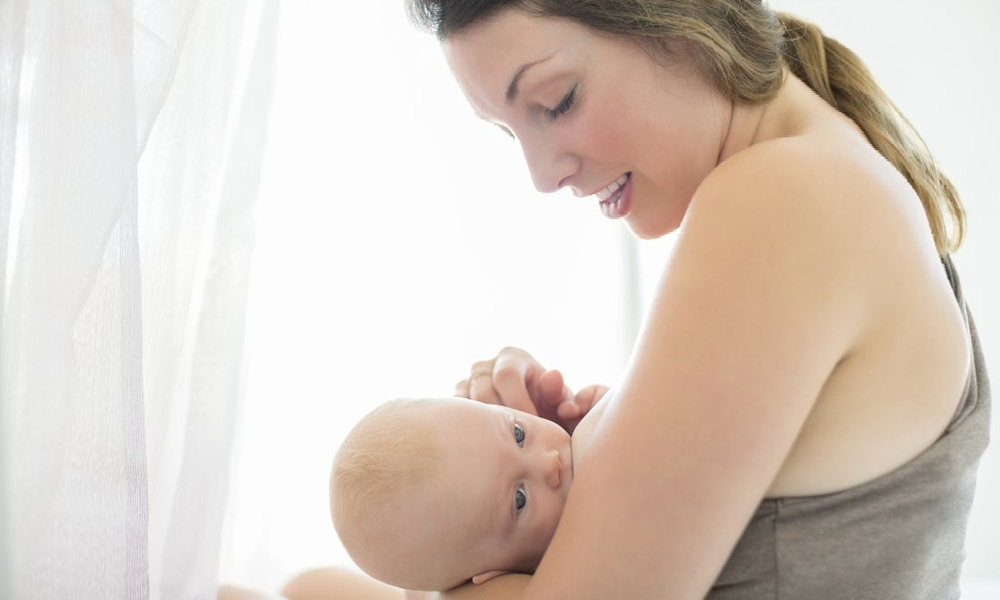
[625,216,678,240]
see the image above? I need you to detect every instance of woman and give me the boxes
[403,0,989,598]
[232,1,990,599]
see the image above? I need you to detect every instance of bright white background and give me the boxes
[219,0,999,593]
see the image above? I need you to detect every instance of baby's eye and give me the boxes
[514,486,527,512]
[513,423,525,447]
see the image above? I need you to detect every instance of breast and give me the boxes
[569,391,611,474]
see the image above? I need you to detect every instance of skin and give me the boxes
[457,356,609,434]
[219,568,433,600]
[223,9,971,600]
[445,14,726,240]
[348,398,576,591]
[437,9,970,600]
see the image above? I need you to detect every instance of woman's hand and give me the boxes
[454,347,607,434]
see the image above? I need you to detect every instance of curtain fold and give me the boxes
[142,1,279,598]
[0,0,28,590]
[0,0,278,598]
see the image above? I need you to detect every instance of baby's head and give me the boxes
[331,397,573,591]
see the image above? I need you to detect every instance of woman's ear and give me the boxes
[471,570,512,585]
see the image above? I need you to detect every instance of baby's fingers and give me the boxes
[574,384,610,416]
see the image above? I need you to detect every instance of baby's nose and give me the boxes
[542,449,561,490]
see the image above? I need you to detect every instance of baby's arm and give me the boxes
[436,574,531,600]
[281,566,423,600]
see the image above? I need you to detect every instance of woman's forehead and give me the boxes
[443,11,589,109]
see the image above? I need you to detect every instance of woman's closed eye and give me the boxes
[544,86,576,121]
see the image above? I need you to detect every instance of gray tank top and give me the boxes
[708,256,991,600]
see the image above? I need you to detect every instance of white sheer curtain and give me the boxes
[0,0,279,598]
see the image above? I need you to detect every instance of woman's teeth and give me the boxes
[595,173,629,201]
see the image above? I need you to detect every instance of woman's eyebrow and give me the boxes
[505,55,554,104]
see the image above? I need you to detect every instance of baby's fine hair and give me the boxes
[330,398,443,551]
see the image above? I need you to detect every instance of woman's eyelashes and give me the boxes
[544,85,577,121]
[513,422,525,447]
[492,86,576,139]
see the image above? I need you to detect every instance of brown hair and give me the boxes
[408,0,964,253]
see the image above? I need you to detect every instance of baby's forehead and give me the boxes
[415,396,509,425]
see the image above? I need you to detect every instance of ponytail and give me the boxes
[777,13,965,254]
[407,1,966,253]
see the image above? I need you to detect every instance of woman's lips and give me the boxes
[597,172,632,219]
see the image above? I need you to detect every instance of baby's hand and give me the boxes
[454,347,605,433]
[534,369,607,434]
[563,383,610,422]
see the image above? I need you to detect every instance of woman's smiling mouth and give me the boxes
[595,172,632,219]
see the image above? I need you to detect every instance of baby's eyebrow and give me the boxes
[492,413,517,538]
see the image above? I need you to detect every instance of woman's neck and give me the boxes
[717,71,823,164]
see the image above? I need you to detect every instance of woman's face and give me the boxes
[443,9,733,239]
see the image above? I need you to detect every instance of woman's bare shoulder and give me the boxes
[674,134,879,308]
[701,133,896,212]
[678,131,912,301]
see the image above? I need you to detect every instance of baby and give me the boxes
[331,396,582,592]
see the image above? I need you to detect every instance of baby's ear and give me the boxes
[471,570,512,585]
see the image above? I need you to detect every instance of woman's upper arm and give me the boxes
[522,143,871,600]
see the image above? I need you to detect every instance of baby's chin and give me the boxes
[511,546,546,577]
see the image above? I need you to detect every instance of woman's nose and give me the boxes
[518,136,577,194]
